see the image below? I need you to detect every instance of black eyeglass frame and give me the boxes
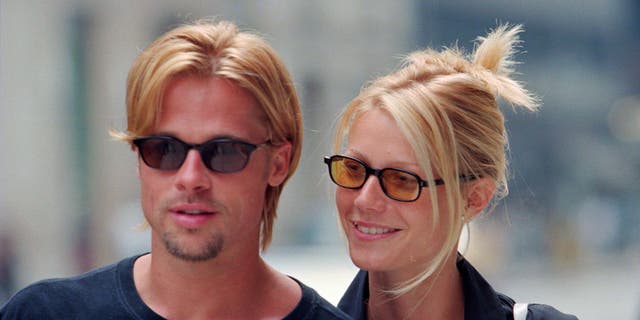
[133,135,271,173]
[324,155,475,202]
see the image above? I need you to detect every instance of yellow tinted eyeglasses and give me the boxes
[324,155,474,202]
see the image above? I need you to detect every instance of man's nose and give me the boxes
[174,150,212,194]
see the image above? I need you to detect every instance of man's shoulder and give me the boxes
[4,260,120,301]
[286,278,350,320]
[1,256,137,319]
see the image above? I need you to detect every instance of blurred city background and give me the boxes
[1,1,639,319]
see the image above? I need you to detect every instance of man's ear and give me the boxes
[267,142,292,187]
[464,178,496,220]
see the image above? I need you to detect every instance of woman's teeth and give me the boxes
[356,224,394,234]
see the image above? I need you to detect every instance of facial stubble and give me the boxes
[163,229,224,262]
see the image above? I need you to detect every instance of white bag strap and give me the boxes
[513,302,529,320]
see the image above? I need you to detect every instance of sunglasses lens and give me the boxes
[381,169,420,201]
[330,156,366,188]
[327,155,421,201]
[137,138,187,170]
[202,141,254,173]
[135,137,261,173]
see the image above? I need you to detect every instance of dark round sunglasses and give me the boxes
[324,155,474,202]
[133,135,270,173]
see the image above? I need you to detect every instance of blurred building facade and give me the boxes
[1,1,639,317]
[0,0,414,290]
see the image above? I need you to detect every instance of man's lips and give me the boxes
[172,209,214,215]
[169,204,217,228]
[169,204,216,215]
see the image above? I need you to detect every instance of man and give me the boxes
[1,20,349,319]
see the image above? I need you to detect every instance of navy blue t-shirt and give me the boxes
[0,254,350,320]
[338,256,578,320]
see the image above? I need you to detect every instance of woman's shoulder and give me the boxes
[337,270,368,319]
[496,291,579,320]
[459,256,578,320]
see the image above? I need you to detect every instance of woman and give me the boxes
[325,25,578,320]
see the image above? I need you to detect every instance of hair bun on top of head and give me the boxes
[470,24,539,111]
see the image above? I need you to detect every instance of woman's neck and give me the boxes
[367,255,464,320]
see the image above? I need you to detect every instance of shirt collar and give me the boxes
[337,255,508,320]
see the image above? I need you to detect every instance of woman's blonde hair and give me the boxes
[112,20,302,251]
[333,24,538,295]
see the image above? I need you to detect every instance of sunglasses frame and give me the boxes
[133,135,270,173]
[324,155,474,202]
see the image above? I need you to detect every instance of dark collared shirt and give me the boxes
[338,256,578,320]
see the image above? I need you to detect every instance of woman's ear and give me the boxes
[464,178,496,220]
[267,142,292,187]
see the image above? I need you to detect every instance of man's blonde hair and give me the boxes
[334,24,538,295]
[113,20,302,251]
